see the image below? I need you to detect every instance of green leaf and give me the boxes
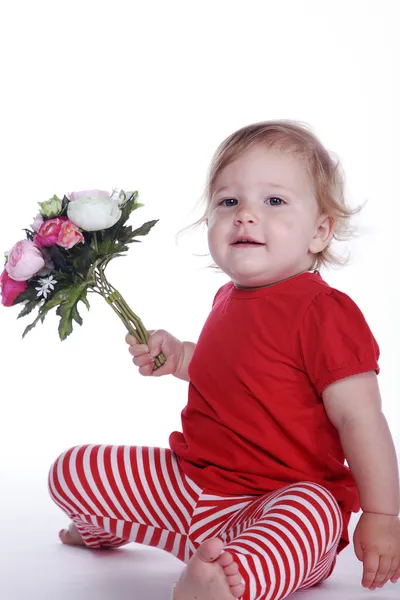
[130,219,158,239]
[71,303,83,325]
[57,303,74,339]
[18,300,41,319]
[21,282,90,340]
[115,194,139,227]
[119,191,140,224]
[102,220,157,256]
[70,242,97,277]
[53,282,91,341]
[79,289,90,312]
[13,286,39,306]
[44,288,73,310]
[102,191,140,246]
[91,191,156,260]
[96,237,112,255]
[22,316,43,338]
[22,300,55,338]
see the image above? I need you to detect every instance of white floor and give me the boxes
[2,476,399,600]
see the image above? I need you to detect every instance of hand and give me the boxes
[125,329,184,377]
[353,512,400,590]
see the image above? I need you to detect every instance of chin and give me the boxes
[232,274,272,287]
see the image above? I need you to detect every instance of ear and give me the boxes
[309,214,335,254]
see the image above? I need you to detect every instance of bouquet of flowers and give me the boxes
[0,189,166,369]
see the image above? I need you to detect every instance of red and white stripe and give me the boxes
[48,445,343,600]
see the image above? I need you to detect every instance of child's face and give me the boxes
[207,146,329,287]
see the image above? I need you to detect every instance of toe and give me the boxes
[231,583,246,598]
[59,529,72,544]
[227,573,243,587]
[224,562,239,576]
[218,550,235,567]
[197,538,224,562]
[59,524,85,546]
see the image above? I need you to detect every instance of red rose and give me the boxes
[0,270,28,306]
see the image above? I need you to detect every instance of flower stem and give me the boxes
[93,232,99,254]
[92,264,166,370]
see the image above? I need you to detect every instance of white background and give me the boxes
[0,0,398,486]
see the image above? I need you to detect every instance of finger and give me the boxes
[132,354,154,368]
[126,330,155,345]
[129,343,150,357]
[372,555,392,588]
[147,333,164,358]
[362,550,380,588]
[386,557,400,585]
[372,555,393,588]
[391,558,400,583]
[150,360,173,377]
[138,362,156,377]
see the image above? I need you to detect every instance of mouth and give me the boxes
[230,240,265,247]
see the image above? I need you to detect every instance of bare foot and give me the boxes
[173,537,245,600]
[59,523,85,546]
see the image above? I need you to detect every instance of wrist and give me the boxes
[173,341,195,382]
[362,510,399,517]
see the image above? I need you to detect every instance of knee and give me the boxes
[47,444,87,504]
[48,444,82,475]
[298,482,343,525]
[262,481,343,529]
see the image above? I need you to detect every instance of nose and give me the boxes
[234,207,258,226]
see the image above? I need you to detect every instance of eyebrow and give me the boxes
[213,183,293,196]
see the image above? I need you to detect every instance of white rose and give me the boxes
[67,189,122,232]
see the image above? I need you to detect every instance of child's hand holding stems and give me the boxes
[126,330,195,382]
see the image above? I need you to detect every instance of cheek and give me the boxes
[207,212,227,237]
[207,209,221,227]
[207,223,220,250]
[266,214,298,236]
[207,217,229,256]
[274,212,310,235]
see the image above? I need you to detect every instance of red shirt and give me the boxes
[169,271,380,552]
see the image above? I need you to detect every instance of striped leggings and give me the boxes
[48,445,343,600]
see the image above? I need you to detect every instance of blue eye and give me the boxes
[218,196,285,207]
[266,197,284,206]
[219,198,238,207]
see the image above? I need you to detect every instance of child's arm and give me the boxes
[323,371,400,590]
[322,371,399,516]
[173,341,196,382]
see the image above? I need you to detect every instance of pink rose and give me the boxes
[5,240,45,281]
[57,220,84,249]
[0,270,28,306]
[34,217,68,248]
[31,214,44,232]
[34,217,84,250]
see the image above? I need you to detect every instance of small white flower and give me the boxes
[35,275,56,299]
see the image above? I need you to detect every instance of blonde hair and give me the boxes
[181,119,361,270]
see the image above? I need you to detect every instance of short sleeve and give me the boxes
[299,289,380,395]
[212,282,232,307]
[212,288,223,307]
